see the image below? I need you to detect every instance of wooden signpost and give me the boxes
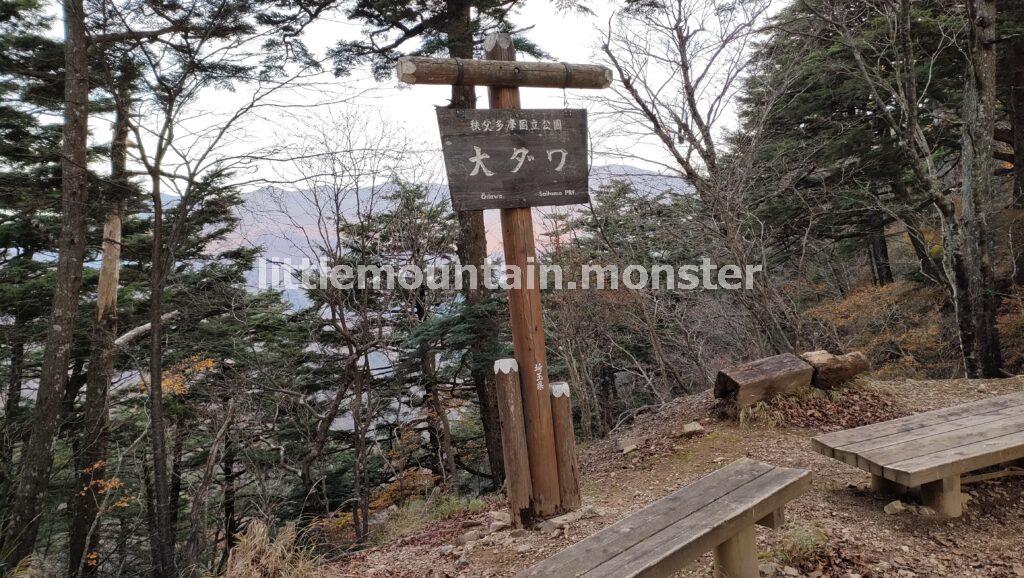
[397,32,610,522]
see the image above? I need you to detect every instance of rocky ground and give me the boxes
[330,376,1024,577]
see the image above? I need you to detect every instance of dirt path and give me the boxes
[334,377,1024,577]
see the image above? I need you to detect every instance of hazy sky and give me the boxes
[301,2,623,143]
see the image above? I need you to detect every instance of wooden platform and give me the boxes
[517,459,810,578]
[812,391,1024,516]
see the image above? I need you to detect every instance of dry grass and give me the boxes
[763,524,830,565]
[219,522,325,578]
[370,494,486,545]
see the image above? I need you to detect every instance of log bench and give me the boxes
[812,391,1024,517]
[517,459,811,578]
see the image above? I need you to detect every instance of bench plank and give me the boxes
[587,467,811,578]
[517,460,810,578]
[811,392,1024,459]
[516,459,774,577]
[836,403,1024,458]
[885,429,1024,486]
[856,413,1024,475]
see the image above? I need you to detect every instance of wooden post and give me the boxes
[713,523,758,578]
[550,381,581,512]
[494,359,533,528]
[870,474,909,497]
[921,475,963,518]
[485,32,562,517]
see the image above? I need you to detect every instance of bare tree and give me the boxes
[598,0,801,357]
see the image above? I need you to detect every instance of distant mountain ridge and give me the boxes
[231,164,692,305]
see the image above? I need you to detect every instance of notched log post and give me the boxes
[550,382,581,513]
[494,359,533,528]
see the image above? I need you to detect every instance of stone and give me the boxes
[515,544,532,554]
[455,558,469,569]
[759,561,781,576]
[917,506,938,517]
[681,421,705,437]
[488,521,510,533]
[489,510,511,525]
[436,544,455,556]
[536,509,587,532]
[1011,564,1024,577]
[619,439,638,454]
[509,528,530,538]
[458,529,484,545]
[884,500,906,515]
[782,566,800,576]
[536,520,558,533]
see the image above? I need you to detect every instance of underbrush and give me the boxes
[805,280,957,378]
[220,522,324,578]
[370,494,486,545]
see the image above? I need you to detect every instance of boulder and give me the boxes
[883,500,906,515]
[681,422,705,437]
[714,353,814,407]
[799,350,869,389]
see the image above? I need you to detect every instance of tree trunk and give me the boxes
[0,311,28,497]
[215,440,237,575]
[3,0,92,566]
[868,218,894,286]
[69,78,130,578]
[168,421,184,551]
[147,170,175,576]
[957,0,1003,378]
[445,0,504,488]
[1011,45,1024,208]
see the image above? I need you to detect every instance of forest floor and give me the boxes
[330,376,1024,577]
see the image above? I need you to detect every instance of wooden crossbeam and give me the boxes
[961,466,1024,485]
[396,55,612,89]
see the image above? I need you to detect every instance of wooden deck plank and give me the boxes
[812,392,1024,457]
[856,413,1024,475]
[885,430,1024,487]
[515,459,774,577]
[584,467,811,578]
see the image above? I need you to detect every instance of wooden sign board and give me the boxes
[436,108,589,210]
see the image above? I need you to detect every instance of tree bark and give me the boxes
[1011,44,1024,208]
[0,310,28,496]
[69,78,129,578]
[445,0,504,488]
[868,218,893,286]
[957,0,1003,378]
[147,163,176,577]
[3,0,92,567]
[215,439,237,575]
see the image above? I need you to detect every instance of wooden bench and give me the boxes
[812,391,1024,517]
[517,459,811,578]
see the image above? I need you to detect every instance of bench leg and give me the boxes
[921,475,962,518]
[870,474,908,496]
[757,507,785,529]
[714,523,758,578]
